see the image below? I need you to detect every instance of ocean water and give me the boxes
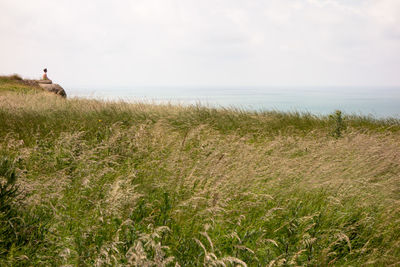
[68,86,400,118]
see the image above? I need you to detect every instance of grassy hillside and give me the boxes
[0,75,42,94]
[1,76,400,266]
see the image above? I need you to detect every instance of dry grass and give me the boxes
[0,82,400,266]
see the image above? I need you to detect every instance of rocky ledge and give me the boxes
[37,80,67,98]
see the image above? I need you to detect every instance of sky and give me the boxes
[0,0,399,88]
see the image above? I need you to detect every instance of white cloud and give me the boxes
[0,0,399,87]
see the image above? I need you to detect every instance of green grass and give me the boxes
[1,76,400,266]
[0,75,42,94]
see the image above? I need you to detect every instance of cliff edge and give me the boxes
[37,79,67,98]
[0,74,67,98]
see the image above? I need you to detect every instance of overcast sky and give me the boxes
[0,0,399,88]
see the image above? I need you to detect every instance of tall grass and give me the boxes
[0,83,400,265]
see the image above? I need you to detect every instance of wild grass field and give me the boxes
[1,75,400,266]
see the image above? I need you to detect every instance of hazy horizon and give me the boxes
[66,85,400,118]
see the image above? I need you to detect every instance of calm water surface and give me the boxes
[68,86,400,118]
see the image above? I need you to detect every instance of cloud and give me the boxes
[0,0,399,87]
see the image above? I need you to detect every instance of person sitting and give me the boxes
[39,68,52,84]
[43,68,49,80]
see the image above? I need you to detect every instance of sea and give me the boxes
[68,86,400,118]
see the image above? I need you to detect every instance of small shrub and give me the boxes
[330,110,345,138]
[9,74,23,81]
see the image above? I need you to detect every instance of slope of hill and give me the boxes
[0,75,42,94]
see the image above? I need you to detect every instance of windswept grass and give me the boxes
[0,83,400,266]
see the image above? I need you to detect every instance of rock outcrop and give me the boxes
[37,80,67,98]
